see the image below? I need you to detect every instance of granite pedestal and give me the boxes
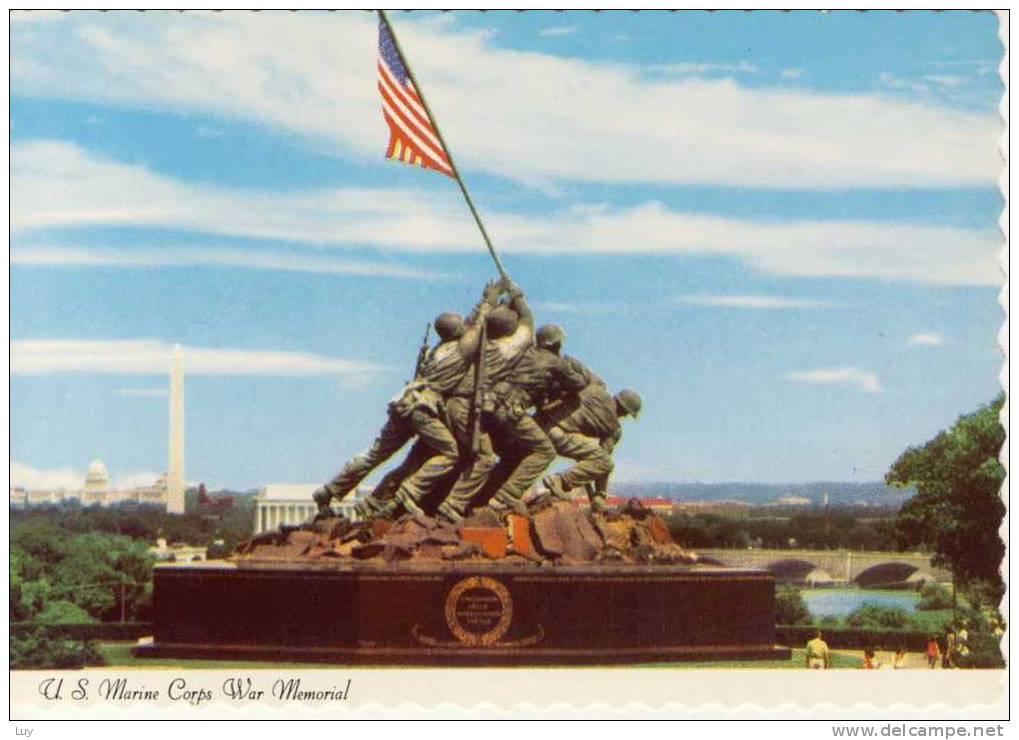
[136,560,789,665]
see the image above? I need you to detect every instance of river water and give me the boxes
[800,589,920,618]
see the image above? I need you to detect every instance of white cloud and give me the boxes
[10,245,451,281]
[930,59,995,76]
[9,12,1000,189]
[645,61,759,76]
[10,460,165,491]
[785,367,882,394]
[674,294,837,309]
[879,71,930,95]
[194,124,224,138]
[10,339,386,379]
[10,142,1000,286]
[10,10,69,24]
[538,25,576,37]
[531,300,631,315]
[780,68,804,79]
[924,75,969,89]
[116,388,168,397]
[908,332,947,346]
[10,460,84,490]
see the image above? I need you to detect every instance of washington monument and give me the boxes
[167,343,185,514]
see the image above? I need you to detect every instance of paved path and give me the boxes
[835,649,938,669]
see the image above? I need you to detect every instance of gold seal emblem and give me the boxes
[444,575,513,646]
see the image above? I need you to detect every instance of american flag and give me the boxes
[378,17,454,178]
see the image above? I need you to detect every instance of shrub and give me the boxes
[10,621,151,641]
[10,628,106,670]
[953,603,991,633]
[954,633,1005,669]
[845,602,918,630]
[34,600,95,625]
[776,625,928,651]
[775,586,812,625]
[917,582,953,611]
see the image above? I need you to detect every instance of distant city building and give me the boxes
[149,537,207,562]
[253,484,365,535]
[9,460,170,509]
[771,495,812,507]
[670,500,751,518]
[197,484,233,514]
[83,458,110,493]
[13,347,190,514]
[573,496,677,514]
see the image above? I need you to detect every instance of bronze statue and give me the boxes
[312,278,640,525]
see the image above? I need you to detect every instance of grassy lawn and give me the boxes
[910,609,955,632]
[99,643,861,670]
[99,642,346,669]
[658,648,862,670]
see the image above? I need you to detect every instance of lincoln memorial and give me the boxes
[253,484,363,534]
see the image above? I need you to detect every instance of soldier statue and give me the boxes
[313,278,641,523]
[312,280,502,517]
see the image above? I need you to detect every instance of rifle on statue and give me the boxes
[413,322,431,379]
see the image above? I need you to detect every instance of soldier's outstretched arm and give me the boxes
[458,302,492,358]
[458,281,500,357]
[506,280,535,331]
[467,280,502,322]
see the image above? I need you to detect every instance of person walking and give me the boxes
[943,629,957,669]
[862,648,879,669]
[805,630,831,669]
[926,635,941,669]
[893,648,908,669]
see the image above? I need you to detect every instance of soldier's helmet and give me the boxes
[536,323,567,350]
[486,306,519,339]
[616,389,642,418]
[434,312,465,341]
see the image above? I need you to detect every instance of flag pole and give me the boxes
[378,9,510,283]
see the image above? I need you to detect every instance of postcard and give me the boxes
[8,9,1007,721]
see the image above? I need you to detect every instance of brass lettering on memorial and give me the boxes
[444,575,513,646]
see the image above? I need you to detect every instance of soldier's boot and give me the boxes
[436,500,465,525]
[489,491,529,518]
[313,488,335,518]
[354,495,397,522]
[543,474,571,500]
[394,488,426,518]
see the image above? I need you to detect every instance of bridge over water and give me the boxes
[696,548,950,583]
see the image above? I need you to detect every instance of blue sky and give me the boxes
[9,10,1003,492]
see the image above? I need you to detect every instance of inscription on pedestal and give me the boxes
[444,575,512,646]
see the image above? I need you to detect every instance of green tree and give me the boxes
[845,603,917,630]
[10,628,105,669]
[887,395,1005,602]
[775,586,813,625]
[51,532,154,621]
[916,582,953,611]
[35,599,95,624]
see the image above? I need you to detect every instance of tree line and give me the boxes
[10,499,255,625]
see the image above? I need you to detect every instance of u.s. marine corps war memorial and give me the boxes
[136,11,789,665]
